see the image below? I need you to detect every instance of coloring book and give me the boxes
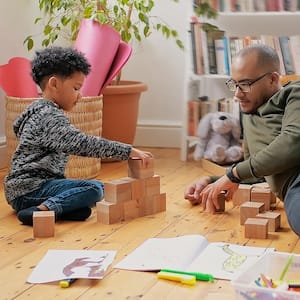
[114,234,274,280]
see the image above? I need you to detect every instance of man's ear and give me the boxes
[270,72,280,84]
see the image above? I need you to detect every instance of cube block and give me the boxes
[251,187,275,211]
[216,191,226,213]
[232,184,252,206]
[33,211,55,238]
[104,179,131,203]
[96,201,124,224]
[256,211,281,232]
[128,157,154,179]
[240,201,265,225]
[245,218,268,239]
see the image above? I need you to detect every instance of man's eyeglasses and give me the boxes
[225,72,272,93]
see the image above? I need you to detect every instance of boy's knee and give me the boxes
[90,180,104,200]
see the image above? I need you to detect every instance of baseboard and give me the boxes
[0,136,7,169]
[133,121,182,148]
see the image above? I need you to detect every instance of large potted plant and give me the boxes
[24,0,184,144]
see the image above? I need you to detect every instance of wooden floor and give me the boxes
[1,147,299,300]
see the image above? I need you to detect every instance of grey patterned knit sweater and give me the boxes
[4,99,132,205]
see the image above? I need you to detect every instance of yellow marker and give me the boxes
[59,278,77,288]
[157,271,196,285]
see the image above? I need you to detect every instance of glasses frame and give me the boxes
[225,72,272,93]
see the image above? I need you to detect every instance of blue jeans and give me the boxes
[12,179,104,214]
[284,173,300,236]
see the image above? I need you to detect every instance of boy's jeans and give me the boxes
[12,179,104,214]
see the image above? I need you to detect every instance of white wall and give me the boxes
[0,1,189,167]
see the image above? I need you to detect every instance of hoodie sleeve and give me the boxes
[20,101,132,160]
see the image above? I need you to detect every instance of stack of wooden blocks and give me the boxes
[97,157,166,224]
[233,182,281,239]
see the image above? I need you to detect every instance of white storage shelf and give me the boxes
[181,10,300,161]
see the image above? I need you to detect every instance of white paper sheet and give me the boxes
[27,249,117,283]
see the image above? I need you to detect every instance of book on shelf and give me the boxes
[214,36,230,75]
[279,36,296,75]
[206,28,225,74]
[114,234,274,281]
[190,21,205,75]
[289,35,300,75]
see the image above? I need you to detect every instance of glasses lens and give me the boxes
[226,80,236,92]
[238,83,251,93]
[226,80,251,93]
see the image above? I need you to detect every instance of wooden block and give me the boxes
[256,212,281,232]
[137,197,147,217]
[240,201,265,225]
[216,191,225,213]
[104,179,132,203]
[123,200,140,220]
[252,182,270,189]
[33,211,55,238]
[128,157,154,179]
[251,187,273,210]
[145,175,160,196]
[252,182,277,204]
[122,177,146,199]
[96,201,124,224]
[232,184,252,206]
[245,218,268,239]
[153,193,167,213]
[144,196,156,215]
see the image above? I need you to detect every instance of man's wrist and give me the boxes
[226,164,241,183]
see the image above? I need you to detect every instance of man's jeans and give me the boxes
[284,173,300,237]
[12,179,104,214]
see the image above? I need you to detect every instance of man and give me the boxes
[184,44,300,236]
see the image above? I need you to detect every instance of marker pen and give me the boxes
[161,269,214,282]
[60,278,77,288]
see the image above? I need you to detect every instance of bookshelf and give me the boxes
[181,7,300,161]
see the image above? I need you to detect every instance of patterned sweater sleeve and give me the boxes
[31,105,132,160]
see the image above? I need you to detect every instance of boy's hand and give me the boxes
[130,147,153,166]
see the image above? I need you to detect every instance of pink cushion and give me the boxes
[0,57,38,97]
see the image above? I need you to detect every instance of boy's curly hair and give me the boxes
[31,46,91,89]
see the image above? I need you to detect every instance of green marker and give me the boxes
[160,269,214,282]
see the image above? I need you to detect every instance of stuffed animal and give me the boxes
[193,111,243,164]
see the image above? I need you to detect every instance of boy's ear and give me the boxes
[48,76,58,89]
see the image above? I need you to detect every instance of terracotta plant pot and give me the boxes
[102,80,147,144]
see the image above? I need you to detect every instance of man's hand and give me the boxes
[200,175,239,213]
[184,176,211,205]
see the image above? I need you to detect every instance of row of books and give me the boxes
[187,97,240,136]
[190,22,300,76]
[194,0,300,12]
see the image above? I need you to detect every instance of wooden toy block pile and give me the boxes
[97,157,166,224]
[233,182,280,239]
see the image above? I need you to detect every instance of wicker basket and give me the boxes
[5,96,103,179]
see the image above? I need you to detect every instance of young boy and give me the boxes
[4,46,153,226]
